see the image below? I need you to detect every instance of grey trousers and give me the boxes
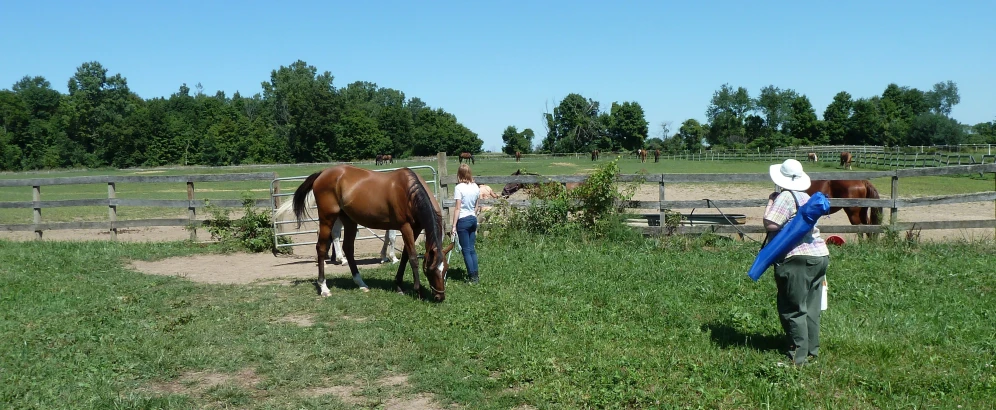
[774,254,829,365]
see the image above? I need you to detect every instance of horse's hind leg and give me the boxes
[380,230,399,264]
[340,219,370,292]
[332,219,346,265]
[316,214,337,297]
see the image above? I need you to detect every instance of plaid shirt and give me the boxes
[764,190,829,258]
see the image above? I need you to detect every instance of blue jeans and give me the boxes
[455,215,478,275]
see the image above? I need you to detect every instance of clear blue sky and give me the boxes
[3,0,993,152]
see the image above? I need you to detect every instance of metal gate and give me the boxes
[270,165,439,252]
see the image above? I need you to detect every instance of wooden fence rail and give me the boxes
[440,163,996,236]
[0,172,277,240]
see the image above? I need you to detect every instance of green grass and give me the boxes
[2,232,994,409]
[1,156,992,225]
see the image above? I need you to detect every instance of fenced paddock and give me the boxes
[0,173,276,240]
[440,163,996,238]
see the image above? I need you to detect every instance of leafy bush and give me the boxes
[198,193,284,253]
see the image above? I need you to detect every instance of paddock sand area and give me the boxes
[1,183,992,288]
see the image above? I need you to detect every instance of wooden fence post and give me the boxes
[658,175,666,236]
[32,185,42,240]
[187,181,196,241]
[108,182,117,241]
[890,175,899,227]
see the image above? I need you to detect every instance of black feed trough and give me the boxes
[641,213,747,227]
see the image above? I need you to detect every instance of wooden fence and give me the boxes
[0,173,277,240]
[439,163,996,236]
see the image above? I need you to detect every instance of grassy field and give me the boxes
[2,229,994,408]
[1,156,993,225]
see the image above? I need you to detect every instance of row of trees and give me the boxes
[0,60,483,171]
[503,82,995,155]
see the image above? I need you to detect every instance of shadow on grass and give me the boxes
[702,322,784,353]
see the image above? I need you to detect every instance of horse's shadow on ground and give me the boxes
[291,258,464,302]
[701,322,783,353]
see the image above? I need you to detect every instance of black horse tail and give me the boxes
[293,171,322,227]
[866,180,883,225]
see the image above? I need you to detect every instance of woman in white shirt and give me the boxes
[450,164,481,283]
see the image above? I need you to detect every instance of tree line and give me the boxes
[0,60,483,171]
[502,82,996,155]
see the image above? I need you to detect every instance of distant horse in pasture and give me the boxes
[290,165,453,300]
[653,149,661,163]
[375,154,385,165]
[637,149,647,163]
[808,152,818,162]
[459,152,475,165]
[591,150,600,161]
[515,151,522,162]
[840,152,853,170]
[807,179,883,238]
[382,154,393,164]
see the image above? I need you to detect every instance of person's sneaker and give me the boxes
[468,273,479,285]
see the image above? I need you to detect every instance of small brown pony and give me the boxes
[653,149,661,163]
[292,165,454,301]
[840,152,853,170]
[515,151,522,162]
[459,152,475,164]
[806,179,883,229]
[637,149,647,163]
[591,150,600,161]
[807,152,818,162]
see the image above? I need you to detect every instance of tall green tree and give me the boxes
[754,85,798,133]
[822,91,853,145]
[705,84,752,147]
[925,80,960,117]
[675,119,706,151]
[784,95,822,143]
[608,101,648,150]
[261,60,340,163]
[501,125,533,155]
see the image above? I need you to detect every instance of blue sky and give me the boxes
[3,0,993,151]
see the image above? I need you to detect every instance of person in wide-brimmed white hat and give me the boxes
[762,159,830,367]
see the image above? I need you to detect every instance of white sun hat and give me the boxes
[769,159,811,191]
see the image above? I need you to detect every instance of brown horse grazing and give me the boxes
[501,169,580,198]
[292,165,454,301]
[515,151,522,162]
[840,152,853,170]
[653,149,661,163]
[382,154,393,164]
[459,152,475,165]
[806,180,883,232]
[808,152,818,162]
[637,149,647,163]
[375,154,385,165]
[591,150,600,161]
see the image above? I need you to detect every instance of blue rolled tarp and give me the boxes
[747,191,831,281]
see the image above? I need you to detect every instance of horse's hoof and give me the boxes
[320,291,332,297]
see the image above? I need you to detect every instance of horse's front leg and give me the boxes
[341,219,369,292]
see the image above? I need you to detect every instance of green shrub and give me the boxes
[198,193,285,253]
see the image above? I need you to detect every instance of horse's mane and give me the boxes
[405,169,443,259]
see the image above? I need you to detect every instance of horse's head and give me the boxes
[423,240,456,302]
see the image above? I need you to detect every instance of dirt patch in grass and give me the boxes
[146,368,262,396]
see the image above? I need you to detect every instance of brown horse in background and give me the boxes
[382,154,393,164]
[375,154,385,165]
[806,180,883,234]
[840,152,853,170]
[808,152,818,162]
[637,149,647,163]
[292,165,454,301]
[653,149,661,163]
[459,152,475,165]
[515,151,522,162]
[591,150,600,161]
